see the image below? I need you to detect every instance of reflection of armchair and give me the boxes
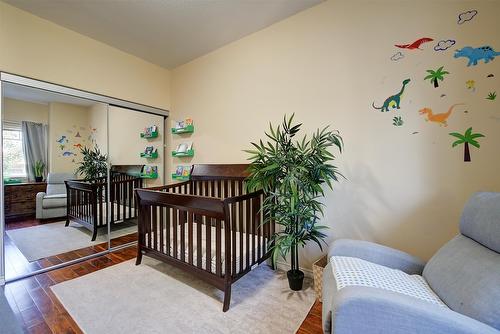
[322,192,500,334]
[36,173,75,219]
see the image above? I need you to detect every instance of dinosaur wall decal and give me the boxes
[395,38,433,50]
[454,46,500,66]
[418,104,465,126]
[372,79,411,112]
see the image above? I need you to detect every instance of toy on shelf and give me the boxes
[171,118,194,134]
[141,165,158,179]
[172,165,191,180]
[172,142,194,157]
[140,125,159,138]
[140,146,159,159]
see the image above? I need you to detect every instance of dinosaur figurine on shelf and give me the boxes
[418,104,465,127]
[372,79,411,112]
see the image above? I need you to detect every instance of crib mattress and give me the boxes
[145,224,267,275]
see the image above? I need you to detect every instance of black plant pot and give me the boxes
[287,269,304,291]
[35,176,43,182]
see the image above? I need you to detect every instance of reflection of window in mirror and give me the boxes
[2,121,27,182]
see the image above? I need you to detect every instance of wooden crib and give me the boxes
[65,172,143,241]
[135,164,274,311]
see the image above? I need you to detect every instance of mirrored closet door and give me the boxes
[2,83,109,280]
[107,106,165,249]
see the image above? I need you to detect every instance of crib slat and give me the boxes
[99,185,103,227]
[110,181,115,224]
[257,196,261,260]
[206,217,212,272]
[216,218,222,276]
[173,208,178,259]
[238,183,244,273]
[152,205,158,251]
[159,206,165,253]
[166,207,171,256]
[246,199,250,270]
[128,179,133,218]
[188,212,193,265]
[252,197,256,265]
[180,210,186,262]
[231,203,236,276]
[196,214,202,268]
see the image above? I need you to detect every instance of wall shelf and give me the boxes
[141,172,158,179]
[171,149,194,157]
[171,174,190,181]
[171,125,194,134]
[140,130,159,139]
[140,151,159,159]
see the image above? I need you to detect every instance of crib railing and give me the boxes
[136,179,274,278]
[65,173,143,241]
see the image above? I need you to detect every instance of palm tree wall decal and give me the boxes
[449,127,485,162]
[425,66,450,88]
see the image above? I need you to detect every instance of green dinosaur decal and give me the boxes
[372,79,411,112]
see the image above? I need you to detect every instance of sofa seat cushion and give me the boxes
[331,256,447,308]
[42,194,67,209]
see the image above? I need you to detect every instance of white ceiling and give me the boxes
[5,0,323,69]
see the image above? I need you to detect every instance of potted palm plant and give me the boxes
[34,160,45,182]
[75,145,108,182]
[245,114,343,291]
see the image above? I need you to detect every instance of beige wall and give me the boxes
[0,1,170,110]
[171,0,500,268]
[3,98,49,123]
[109,106,165,187]
[88,103,108,154]
[48,102,93,174]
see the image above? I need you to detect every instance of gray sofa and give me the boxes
[322,192,500,334]
[36,172,75,219]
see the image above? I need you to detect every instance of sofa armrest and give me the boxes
[36,192,46,219]
[328,239,425,275]
[331,286,498,334]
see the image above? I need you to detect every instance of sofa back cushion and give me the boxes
[423,235,500,330]
[46,173,74,195]
[460,192,500,253]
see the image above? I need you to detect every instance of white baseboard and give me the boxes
[274,260,314,279]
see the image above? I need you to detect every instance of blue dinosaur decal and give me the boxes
[454,46,500,66]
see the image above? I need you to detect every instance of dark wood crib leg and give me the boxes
[135,249,143,265]
[65,219,70,227]
[222,284,232,312]
[91,227,98,242]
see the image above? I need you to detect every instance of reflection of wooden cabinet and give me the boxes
[4,182,47,222]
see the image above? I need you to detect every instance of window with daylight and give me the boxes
[2,121,27,179]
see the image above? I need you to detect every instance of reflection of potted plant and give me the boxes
[34,160,45,182]
[75,145,107,182]
[246,115,343,291]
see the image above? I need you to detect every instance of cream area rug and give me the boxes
[51,257,316,334]
[6,220,136,262]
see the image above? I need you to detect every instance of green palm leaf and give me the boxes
[468,140,480,148]
[449,132,466,140]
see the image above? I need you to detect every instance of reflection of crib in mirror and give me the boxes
[65,167,144,241]
[135,164,275,312]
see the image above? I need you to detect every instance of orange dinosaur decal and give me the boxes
[418,104,465,127]
[73,143,83,149]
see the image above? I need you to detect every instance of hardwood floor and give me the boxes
[4,243,324,334]
[4,218,137,280]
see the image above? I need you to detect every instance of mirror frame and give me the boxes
[0,72,168,284]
